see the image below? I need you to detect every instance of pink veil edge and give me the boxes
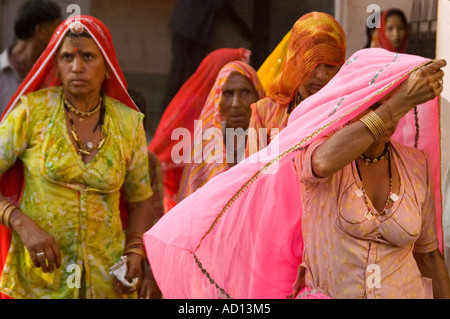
[143,48,443,299]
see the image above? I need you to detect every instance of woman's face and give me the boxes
[385,14,407,51]
[219,72,259,130]
[55,36,107,100]
[298,63,341,100]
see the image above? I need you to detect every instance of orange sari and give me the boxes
[248,12,347,155]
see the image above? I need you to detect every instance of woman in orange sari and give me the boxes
[148,48,251,212]
[247,12,346,155]
[177,61,265,200]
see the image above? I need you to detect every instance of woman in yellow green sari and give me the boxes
[0,16,161,299]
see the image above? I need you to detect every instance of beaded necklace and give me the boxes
[64,96,102,120]
[64,99,106,157]
[359,142,389,165]
[355,144,399,220]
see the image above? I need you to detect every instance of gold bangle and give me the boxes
[3,205,16,229]
[125,241,145,251]
[0,201,14,227]
[124,248,147,259]
[0,199,12,213]
[360,111,387,139]
[362,113,384,137]
[126,231,143,240]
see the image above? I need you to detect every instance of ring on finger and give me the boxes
[36,252,45,258]
[438,79,444,86]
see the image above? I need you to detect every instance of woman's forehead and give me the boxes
[223,72,253,88]
[58,35,100,52]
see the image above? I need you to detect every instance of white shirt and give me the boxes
[0,48,22,115]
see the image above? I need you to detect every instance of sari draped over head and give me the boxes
[177,61,265,201]
[246,12,347,157]
[148,48,251,213]
[0,15,138,299]
[257,30,291,92]
[374,9,409,53]
[268,12,346,105]
[143,48,442,299]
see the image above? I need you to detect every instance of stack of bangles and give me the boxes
[124,231,146,259]
[359,110,388,139]
[0,199,17,229]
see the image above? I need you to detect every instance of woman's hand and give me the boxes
[113,253,144,295]
[9,209,61,273]
[286,265,305,299]
[139,267,162,299]
[392,59,446,115]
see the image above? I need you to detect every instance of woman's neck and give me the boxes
[64,90,102,112]
[363,140,388,158]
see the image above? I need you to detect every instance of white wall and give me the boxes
[437,0,450,179]
[335,0,413,58]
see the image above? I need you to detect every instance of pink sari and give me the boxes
[143,48,442,299]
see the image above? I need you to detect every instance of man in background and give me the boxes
[0,0,61,113]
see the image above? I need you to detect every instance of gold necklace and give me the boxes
[65,103,106,156]
[64,96,102,120]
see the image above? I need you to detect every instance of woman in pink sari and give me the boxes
[144,48,448,299]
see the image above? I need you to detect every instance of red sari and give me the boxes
[147,48,251,212]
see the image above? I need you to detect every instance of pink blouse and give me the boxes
[294,136,438,299]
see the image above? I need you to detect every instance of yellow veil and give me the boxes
[256,30,292,92]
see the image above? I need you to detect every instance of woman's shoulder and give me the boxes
[104,94,143,132]
[391,140,430,175]
[24,86,61,104]
[391,140,427,159]
[251,97,282,122]
[252,97,279,111]
[19,86,62,117]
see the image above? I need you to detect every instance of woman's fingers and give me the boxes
[30,242,61,273]
[25,232,61,273]
[399,59,446,106]
[29,249,42,268]
[422,59,447,75]
[43,243,61,273]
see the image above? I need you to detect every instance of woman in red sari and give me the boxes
[177,61,265,200]
[0,16,160,299]
[371,8,409,53]
[148,48,252,212]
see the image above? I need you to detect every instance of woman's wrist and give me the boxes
[8,208,28,232]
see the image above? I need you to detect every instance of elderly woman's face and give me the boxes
[219,72,259,130]
[56,36,107,99]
